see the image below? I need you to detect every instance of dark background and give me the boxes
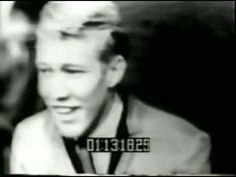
[1,1,235,174]
[116,1,235,174]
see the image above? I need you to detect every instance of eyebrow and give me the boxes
[83,21,106,28]
[35,62,87,69]
[61,64,86,69]
[35,62,50,67]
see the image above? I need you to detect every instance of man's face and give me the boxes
[36,34,112,138]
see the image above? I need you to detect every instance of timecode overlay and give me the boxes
[86,138,150,153]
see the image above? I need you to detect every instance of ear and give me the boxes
[106,55,127,88]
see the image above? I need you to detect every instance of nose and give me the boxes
[54,89,69,101]
[44,76,70,101]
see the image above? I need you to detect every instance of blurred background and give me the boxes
[0,1,234,174]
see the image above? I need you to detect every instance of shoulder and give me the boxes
[12,110,49,142]
[128,96,211,173]
[10,110,53,173]
[128,96,207,137]
[11,110,52,159]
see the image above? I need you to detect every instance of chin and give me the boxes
[59,128,85,139]
[56,123,88,139]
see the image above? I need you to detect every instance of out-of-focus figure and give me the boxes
[0,1,44,173]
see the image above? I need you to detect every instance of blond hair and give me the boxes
[36,1,129,62]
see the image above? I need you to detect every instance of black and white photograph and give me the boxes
[0,1,234,175]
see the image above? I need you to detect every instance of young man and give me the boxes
[10,1,211,175]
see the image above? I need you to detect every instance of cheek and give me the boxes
[37,78,45,98]
[68,72,108,102]
[37,77,51,100]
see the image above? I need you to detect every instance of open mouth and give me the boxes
[52,106,81,115]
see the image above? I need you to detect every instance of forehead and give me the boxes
[36,31,112,64]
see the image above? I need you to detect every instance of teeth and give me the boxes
[54,107,75,114]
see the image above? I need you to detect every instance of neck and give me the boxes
[76,91,115,140]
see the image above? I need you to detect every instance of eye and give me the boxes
[62,65,87,74]
[64,68,86,74]
[37,67,52,74]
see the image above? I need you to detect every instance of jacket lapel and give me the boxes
[115,96,144,174]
